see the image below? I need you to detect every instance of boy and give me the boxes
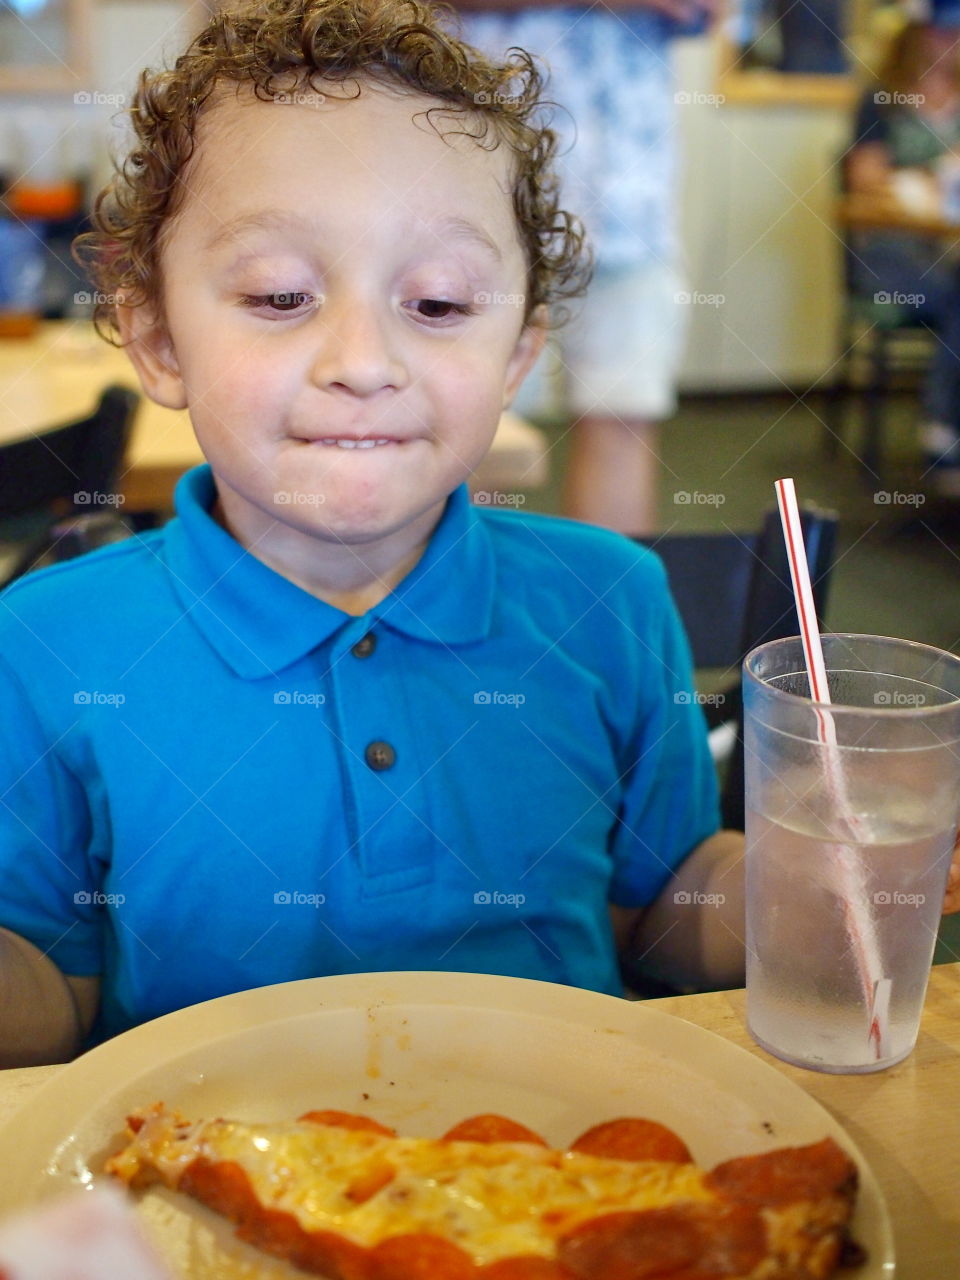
[1,0,753,1064]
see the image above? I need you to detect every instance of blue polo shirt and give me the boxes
[0,467,719,1043]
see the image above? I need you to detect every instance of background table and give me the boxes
[0,323,550,509]
[835,193,960,241]
[1,965,957,1277]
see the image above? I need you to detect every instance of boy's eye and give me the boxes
[412,299,476,321]
[241,292,315,314]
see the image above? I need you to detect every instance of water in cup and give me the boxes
[746,772,955,1072]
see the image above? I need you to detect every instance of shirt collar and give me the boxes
[163,466,495,678]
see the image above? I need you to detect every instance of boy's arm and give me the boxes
[615,830,960,992]
[0,928,99,1067]
[611,829,746,992]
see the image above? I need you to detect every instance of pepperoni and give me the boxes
[557,1204,766,1280]
[479,1258,574,1278]
[179,1158,372,1279]
[346,1161,396,1204]
[299,1110,396,1137]
[370,1234,477,1279]
[568,1119,692,1164]
[441,1115,549,1146]
[705,1138,857,1209]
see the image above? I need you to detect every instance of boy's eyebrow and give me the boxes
[205,210,502,263]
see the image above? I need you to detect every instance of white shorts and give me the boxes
[512,262,690,423]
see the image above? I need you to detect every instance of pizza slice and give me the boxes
[106,1104,863,1279]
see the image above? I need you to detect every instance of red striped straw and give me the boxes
[775,478,890,1061]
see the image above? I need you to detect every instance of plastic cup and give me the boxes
[743,634,960,1073]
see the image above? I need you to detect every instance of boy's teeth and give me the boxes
[319,438,393,448]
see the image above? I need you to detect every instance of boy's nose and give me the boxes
[308,298,409,396]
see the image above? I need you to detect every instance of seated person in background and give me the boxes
[847,19,960,494]
[0,0,748,1066]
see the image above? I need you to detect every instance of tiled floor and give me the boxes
[520,390,960,965]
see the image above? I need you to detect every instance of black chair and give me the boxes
[0,384,140,587]
[637,502,838,832]
[822,197,935,481]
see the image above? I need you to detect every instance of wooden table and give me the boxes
[0,965,956,1274]
[0,322,550,510]
[835,192,960,240]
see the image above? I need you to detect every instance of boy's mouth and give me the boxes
[314,438,398,449]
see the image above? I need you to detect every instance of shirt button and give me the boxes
[365,740,396,771]
[351,632,377,659]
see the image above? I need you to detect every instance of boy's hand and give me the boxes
[943,831,960,915]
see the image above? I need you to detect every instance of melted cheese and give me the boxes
[119,1111,715,1266]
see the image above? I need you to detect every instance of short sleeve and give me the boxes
[853,90,890,148]
[0,653,103,976]
[607,561,721,906]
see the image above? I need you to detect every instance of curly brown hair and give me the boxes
[73,0,592,343]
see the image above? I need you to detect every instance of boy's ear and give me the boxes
[115,300,188,411]
[502,304,549,409]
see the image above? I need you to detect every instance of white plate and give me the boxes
[0,972,894,1277]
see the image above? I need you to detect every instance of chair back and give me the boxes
[638,504,838,829]
[0,384,139,516]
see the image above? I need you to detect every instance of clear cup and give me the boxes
[743,634,960,1073]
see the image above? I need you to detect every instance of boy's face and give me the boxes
[122,80,544,554]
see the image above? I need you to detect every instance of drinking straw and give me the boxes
[774,478,890,1061]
